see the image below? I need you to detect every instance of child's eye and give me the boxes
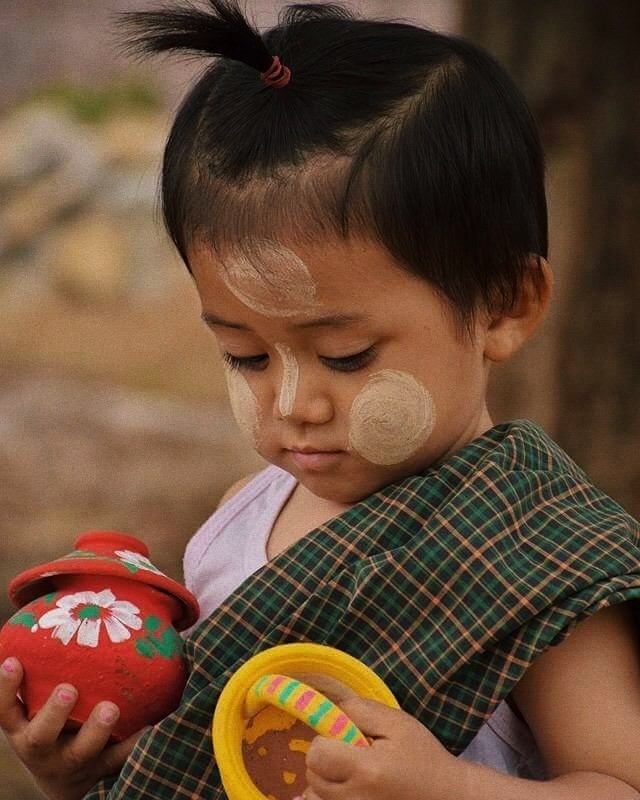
[222,352,269,372]
[320,346,376,373]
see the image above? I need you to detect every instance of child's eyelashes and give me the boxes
[320,345,376,372]
[222,352,269,372]
[221,346,376,374]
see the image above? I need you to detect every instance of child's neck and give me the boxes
[266,481,354,560]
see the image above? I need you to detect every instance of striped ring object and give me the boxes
[245,673,369,748]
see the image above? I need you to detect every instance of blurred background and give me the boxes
[0,0,638,795]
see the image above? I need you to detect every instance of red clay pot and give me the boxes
[0,531,200,740]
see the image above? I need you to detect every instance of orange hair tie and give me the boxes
[260,55,291,89]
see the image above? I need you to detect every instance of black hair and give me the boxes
[118,0,548,332]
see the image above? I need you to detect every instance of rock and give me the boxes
[0,105,85,187]
[44,213,130,304]
[0,106,104,254]
[98,114,168,166]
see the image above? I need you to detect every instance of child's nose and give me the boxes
[276,388,333,425]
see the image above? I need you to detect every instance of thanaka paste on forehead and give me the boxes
[220,241,318,317]
[225,367,260,444]
[348,370,436,465]
[275,343,299,419]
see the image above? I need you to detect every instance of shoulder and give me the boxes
[217,464,295,509]
[217,472,262,508]
[183,469,266,585]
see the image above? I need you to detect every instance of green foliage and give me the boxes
[144,615,162,632]
[9,611,37,629]
[135,637,155,659]
[136,621,183,660]
[20,80,161,124]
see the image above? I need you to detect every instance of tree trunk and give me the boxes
[463,0,640,517]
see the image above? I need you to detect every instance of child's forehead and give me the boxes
[191,235,417,296]
[190,235,461,337]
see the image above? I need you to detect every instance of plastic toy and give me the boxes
[212,643,399,800]
[246,673,369,748]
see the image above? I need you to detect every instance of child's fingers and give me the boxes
[64,701,121,766]
[0,658,27,735]
[292,674,359,707]
[294,673,408,740]
[19,684,79,750]
[305,764,345,800]
[294,791,322,800]
[306,736,357,782]
[338,695,409,739]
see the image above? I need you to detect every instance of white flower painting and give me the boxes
[114,549,164,575]
[36,589,143,648]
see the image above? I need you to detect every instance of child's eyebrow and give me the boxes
[201,312,372,331]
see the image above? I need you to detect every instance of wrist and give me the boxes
[416,749,469,800]
[447,756,536,800]
[447,755,478,800]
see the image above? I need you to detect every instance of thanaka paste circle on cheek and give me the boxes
[225,368,260,444]
[220,242,317,317]
[348,370,436,465]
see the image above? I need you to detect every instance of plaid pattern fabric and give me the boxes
[85,420,640,799]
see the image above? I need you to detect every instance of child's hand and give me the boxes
[296,677,459,800]
[0,657,144,800]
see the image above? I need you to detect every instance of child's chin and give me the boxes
[297,471,390,506]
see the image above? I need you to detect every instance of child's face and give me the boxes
[190,236,493,504]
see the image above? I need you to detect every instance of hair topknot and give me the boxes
[117,0,274,74]
[116,1,548,332]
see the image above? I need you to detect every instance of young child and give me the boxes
[1,2,640,799]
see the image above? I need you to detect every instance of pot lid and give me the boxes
[8,530,200,631]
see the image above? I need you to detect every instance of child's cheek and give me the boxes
[225,368,261,445]
[348,370,436,465]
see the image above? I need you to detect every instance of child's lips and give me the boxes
[286,448,345,469]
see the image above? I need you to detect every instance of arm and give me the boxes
[510,602,640,791]
[0,658,142,800]
[301,604,640,800]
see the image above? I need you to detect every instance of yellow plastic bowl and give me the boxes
[212,643,399,800]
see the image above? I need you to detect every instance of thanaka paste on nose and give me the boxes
[275,343,299,418]
[220,241,318,317]
[348,370,436,465]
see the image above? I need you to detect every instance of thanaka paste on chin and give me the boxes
[220,241,318,317]
[348,370,436,465]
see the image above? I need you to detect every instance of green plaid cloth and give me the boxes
[85,420,640,798]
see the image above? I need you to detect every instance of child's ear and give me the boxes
[483,258,553,363]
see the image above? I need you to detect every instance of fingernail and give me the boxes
[1,658,18,674]
[56,687,77,703]
[98,704,119,725]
